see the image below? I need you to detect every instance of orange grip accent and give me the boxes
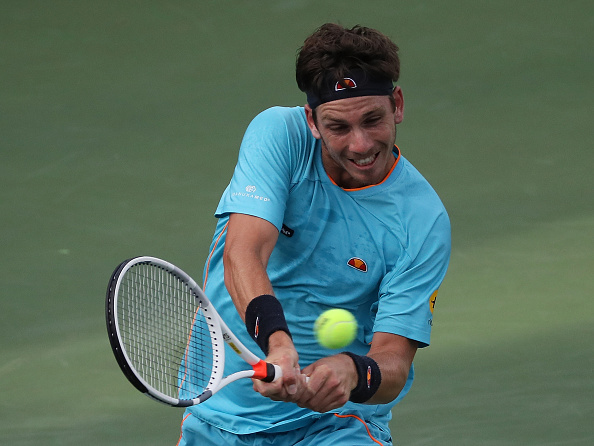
[252,360,274,381]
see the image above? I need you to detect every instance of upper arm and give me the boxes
[374,209,451,348]
[223,213,280,315]
[368,331,417,366]
[225,213,279,266]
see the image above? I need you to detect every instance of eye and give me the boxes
[364,115,382,126]
[327,124,349,133]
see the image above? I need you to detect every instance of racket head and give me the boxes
[105,256,225,407]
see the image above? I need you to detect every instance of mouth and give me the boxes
[350,153,379,167]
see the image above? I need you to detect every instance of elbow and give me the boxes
[374,372,409,404]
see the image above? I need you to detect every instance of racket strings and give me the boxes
[117,264,214,399]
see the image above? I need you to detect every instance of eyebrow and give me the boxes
[321,107,385,124]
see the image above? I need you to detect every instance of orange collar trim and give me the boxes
[329,146,401,191]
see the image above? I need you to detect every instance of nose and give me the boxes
[349,128,374,154]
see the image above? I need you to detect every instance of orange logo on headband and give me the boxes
[335,77,357,91]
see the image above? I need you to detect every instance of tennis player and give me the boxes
[177,23,451,445]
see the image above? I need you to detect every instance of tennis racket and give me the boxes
[105,255,281,407]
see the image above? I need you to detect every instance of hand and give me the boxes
[252,331,310,401]
[293,354,358,413]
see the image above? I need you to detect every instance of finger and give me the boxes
[300,370,350,412]
[252,378,287,400]
[253,363,299,400]
[302,367,326,393]
[315,387,350,413]
[289,366,303,394]
[288,374,316,407]
[281,363,299,395]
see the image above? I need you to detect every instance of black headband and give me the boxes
[306,69,394,109]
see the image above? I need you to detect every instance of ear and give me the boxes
[304,104,321,139]
[392,87,404,124]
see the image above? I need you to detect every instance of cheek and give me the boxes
[326,137,352,160]
[320,138,347,164]
[375,124,397,144]
[378,121,396,134]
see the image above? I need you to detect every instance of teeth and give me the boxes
[353,155,375,166]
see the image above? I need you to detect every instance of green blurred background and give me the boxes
[1,1,592,444]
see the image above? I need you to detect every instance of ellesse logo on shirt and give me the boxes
[347,257,367,272]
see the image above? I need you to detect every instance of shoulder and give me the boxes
[370,155,450,249]
[397,156,451,246]
[247,106,308,134]
[236,106,317,187]
[241,106,316,169]
[400,157,447,209]
[242,106,311,153]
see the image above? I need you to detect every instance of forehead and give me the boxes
[316,95,392,121]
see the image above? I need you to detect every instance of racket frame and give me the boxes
[106,256,279,407]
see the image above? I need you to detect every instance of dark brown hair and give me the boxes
[296,23,400,98]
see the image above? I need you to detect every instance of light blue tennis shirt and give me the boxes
[188,106,451,434]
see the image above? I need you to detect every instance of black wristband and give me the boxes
[245,294,291,355]
[341,352,382,403]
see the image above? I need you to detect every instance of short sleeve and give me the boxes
[374,209,451,347]
[215,107,309,231]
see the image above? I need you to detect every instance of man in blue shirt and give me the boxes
[177,23,451,445]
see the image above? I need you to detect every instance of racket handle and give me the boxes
[272,364,283,382]
[253,361,310,386]
[252,360,282,382]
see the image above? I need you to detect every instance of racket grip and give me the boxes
[252,360,282,382]
[271,364,282,382]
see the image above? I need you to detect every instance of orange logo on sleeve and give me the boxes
[429,290,438,314]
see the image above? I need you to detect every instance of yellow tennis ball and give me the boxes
[314,309,357,349]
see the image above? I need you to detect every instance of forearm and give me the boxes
[223,250,274,319]
[350,332,417,405]
[221,218,304,401]
[365,350,413,404]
